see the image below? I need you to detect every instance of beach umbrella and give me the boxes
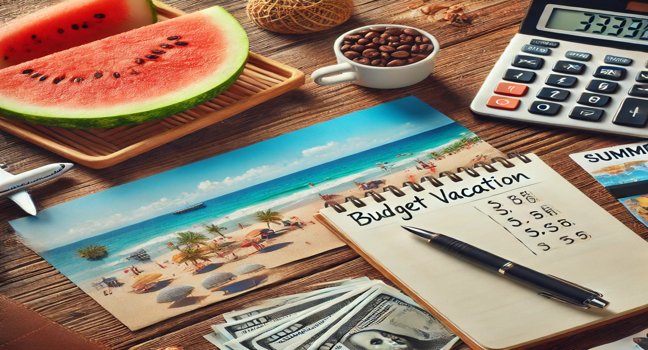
[131,273,162,288]
[244,229,263,239]
[202,272,236,289]
[234,263,265,275]
[156,285,194,303]
[319,194,341,201]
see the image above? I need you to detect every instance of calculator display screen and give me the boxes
[544,7,648,44]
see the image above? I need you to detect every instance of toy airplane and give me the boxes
[0,162,73,215]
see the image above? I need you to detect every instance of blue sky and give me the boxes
[10,97,454,248]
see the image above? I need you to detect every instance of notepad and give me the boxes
[317,154,648,350]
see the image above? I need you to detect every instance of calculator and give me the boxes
[470,0,648,138]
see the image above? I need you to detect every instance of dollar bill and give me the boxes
[227,282,380,350]
[223,278,371,322]
[309,284,455,350]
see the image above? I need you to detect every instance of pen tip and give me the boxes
[401,226,433,239]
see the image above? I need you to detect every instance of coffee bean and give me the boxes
[397,44,412,51]
[385,28,402,35]
[343,50,361,59]
[369,26,386,32]
[388,35,400,42]
[403,28,419,36]
[365,31,380,39]
[389,42,400,48]
[411,45,420,53]
[380,33,389,38]
[350,44,365,52]
[402,35,414,43]
[422,36,431,43]
[341,44,352,52]
[408,55,425,64]
[387,59,406,67]
[365,42,377,48]
[354,57,370,64]
[344,34,361,41]
[357,38,370,45]
[415,36,423,43]
[381,52,391,60]
[358,29,371,35]
[392,50,410,59]
[370,59,383,66]
[379,45,395,53]
[362,49,380,59]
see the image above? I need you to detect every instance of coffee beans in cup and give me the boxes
[340,26,434,67]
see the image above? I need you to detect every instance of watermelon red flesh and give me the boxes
[0,6,249,128]
[0,0,156,69]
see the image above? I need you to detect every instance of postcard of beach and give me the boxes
[571,142,648,228]
[10,96,502,330]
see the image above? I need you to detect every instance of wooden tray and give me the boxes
[0,2,305,169]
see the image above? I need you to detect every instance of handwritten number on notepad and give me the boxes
[476,190,591,255]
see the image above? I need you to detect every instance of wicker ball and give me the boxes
[246,0,354,34]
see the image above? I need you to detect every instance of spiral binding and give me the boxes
[324,153,532,213]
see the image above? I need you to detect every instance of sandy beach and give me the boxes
[84,142,501,330]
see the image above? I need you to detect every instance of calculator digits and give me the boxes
[471,0,648,138]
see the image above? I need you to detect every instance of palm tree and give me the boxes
[175,231,208,249]
[256,209,282,228]
[204,224,227,238]
[175,246,211,266]
[77,245,108,260]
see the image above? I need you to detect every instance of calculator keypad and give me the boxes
[471,33,648,137]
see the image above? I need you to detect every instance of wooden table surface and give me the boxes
[1,0,647,349]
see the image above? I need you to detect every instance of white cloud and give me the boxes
[302,141,338,157]
[198,180,219,191]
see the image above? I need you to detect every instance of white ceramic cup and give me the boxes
[311,24,440,89]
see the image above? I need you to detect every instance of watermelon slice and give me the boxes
[0,0,157,69]
[0,7,249,128]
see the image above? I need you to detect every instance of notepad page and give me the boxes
[318,154,648,350]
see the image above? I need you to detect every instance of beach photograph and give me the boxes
[9,97,501,330]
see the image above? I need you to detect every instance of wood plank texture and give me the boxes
[1,0,646,349]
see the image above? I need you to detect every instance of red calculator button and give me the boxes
[486,96,520,110]
[494,82,528,96]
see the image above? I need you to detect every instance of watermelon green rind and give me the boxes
[0,63,245,128]
[0,6,249,129]
[146,0,158,24]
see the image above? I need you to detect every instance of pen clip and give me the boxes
[547,274,604,297]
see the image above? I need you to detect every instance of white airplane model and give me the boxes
[0,163,74,215]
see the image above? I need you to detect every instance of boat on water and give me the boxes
[173,202,206,215]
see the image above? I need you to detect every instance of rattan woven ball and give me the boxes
[246,0,354,34]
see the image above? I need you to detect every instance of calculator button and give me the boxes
[530,39,559,48]
[593,66,626,81]
[503,69,536,83]
[636,71,648,83]
[529,101,561,116]
[613,98,648,128]
[642,31,648,40]
[487,96,520,110]
[604,55,633,66]
[512,55,544,70]
[586,80,618,94]
[522,44,551,56]
[553,61,585,75]
[565,51,592,61]
[537,87,570,101]
[578,93,611,107]
[494,82,528,96]
[629,84,648,98]
[569,107,604,122]
[546,74,577,88]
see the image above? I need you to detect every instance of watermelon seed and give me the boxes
[160,44,173,49]
[30,73,41,79]
[57,28,64,34]
[135,58,145,64]
[72,77,84,83]
[82,22,89,29]
[175,41,188,46]
[21,69,33,74]
[53,76,65,84]
[3,56,7,61]
[31,34,37,40]
[145,55,159,60]
[94,72,103,79]
[113,72,121,79]
[151,50,165,55]
[36,40,42,44]
[167,36,181,41]
[94,13,106,19]
[39,75,48,82]
[71,24,80,30]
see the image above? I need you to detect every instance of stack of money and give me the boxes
[204,277,462,350]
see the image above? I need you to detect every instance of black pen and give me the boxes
[402,225,609,309]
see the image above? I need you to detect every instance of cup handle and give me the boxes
[312,63,357,86]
